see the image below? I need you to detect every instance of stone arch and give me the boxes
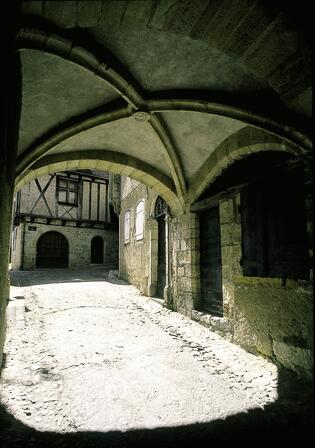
[36,231,69,268]
[188,127,303,204]
[14,151,184,216]
[154,196,168,219]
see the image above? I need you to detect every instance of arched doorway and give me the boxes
[154,196,168,298]
[36,231,69,268]
[91,236,104,264]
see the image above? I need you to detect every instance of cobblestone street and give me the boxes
[0,268,313,447]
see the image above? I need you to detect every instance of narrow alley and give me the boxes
[0,268,312,447]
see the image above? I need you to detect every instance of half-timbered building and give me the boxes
[10,170,120,270]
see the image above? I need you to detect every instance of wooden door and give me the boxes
[36,231,68,268]
[157,217,166,298]
[91,236,104,264]
[200,206,223,316]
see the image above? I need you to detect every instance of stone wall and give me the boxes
[11,221,118,270]
[119,177,157,295]
[190,193,313,379]
[120,177,313,379]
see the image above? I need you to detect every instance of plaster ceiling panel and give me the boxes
[90,26,269,94]
[160,111,246,180]
[18,49,120,156]
[49,117,171,177]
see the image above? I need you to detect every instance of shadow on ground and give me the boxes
[0,367,313,447]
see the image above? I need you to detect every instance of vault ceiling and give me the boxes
[19,49,120,155]
[16,0,312,213]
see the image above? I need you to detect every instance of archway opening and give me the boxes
[36,231,69,268]
[91,236,104,264]
[154,196,168,299]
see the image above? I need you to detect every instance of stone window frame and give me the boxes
[135,199,145,241]
[124,210,131,244]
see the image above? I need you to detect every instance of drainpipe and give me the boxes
[21,220,26,270]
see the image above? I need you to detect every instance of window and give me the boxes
[135,200,144,240]
[241,165,309,280]
[124,210,130,243]
[57,176,78,206]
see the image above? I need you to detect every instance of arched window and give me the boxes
[154,196,167,219]
[135,200,144,240]
[124,210,131,243]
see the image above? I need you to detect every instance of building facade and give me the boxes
[11,170,119,270]
[120,150,313,380]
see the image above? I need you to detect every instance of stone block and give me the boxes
[232,224,241,244]
[178,307,188,317]
[180,240,187,251]
[177,250,190,265]
[273,340,313,378]
[77,1,103,27]
[256,337,273,358]
[220,223,233,246]
[220,199,234,224]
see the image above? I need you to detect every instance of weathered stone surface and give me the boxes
[273,341,313,376]
[120,177,158,295]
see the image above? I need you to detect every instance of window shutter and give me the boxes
[241,182,266,277]
[266,167,309,279]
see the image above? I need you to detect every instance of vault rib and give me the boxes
[149,113,186,205]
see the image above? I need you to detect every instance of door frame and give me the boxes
[147,196,170,304]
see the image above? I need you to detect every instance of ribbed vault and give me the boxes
[15,0,312,215]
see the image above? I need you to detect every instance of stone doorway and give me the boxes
[154,196,168,299]
[157,217,166,298]
[91,236,104,264]
[36,231,69,268]
[199,206,223,316]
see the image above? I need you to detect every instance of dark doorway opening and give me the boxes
[155,196,168,299]
[157,217,166,298]
[91,236,104,264]
[36,231,69,268]
[199,206,223,316]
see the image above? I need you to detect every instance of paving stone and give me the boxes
[1,267,312,446]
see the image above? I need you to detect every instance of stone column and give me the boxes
[0,3,22,368]
[147,217,158,297]
[170,212,200,317]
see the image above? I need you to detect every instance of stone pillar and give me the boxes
[170,212,200,317]
[147,217,158,297]
[219,195,243,318]
[0,3,22,368]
